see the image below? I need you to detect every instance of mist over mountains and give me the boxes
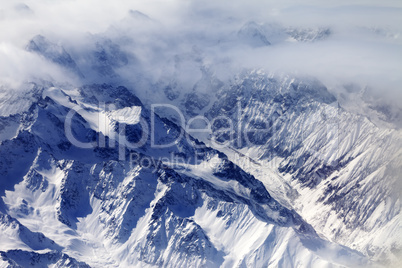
[0,1,401,267]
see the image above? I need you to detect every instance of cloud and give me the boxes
[0,0,401,110]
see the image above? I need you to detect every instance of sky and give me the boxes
[0,0,401,108]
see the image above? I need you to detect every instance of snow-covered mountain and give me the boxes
[1,3,401,266]
[26,35,84,79]
[0,80,372,267]
[202,70,402,265]
[152,69,402,266]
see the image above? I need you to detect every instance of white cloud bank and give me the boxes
[0,0,401,107]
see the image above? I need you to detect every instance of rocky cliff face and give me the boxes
[0,24,400,267]
[199,70,402,266]
[0,81,369,267]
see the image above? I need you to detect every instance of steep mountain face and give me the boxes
[237,21,271,47]
[1,10,400,265]
[91,39,129,78]
[0,82,369,267]
[147,68,401,266]
[193,70,401,266]
[0,212,61,252]
[0,250,90,268]
[27,35,84,79]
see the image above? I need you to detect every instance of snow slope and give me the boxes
[0,81,370,267]
[196,70,402,266]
